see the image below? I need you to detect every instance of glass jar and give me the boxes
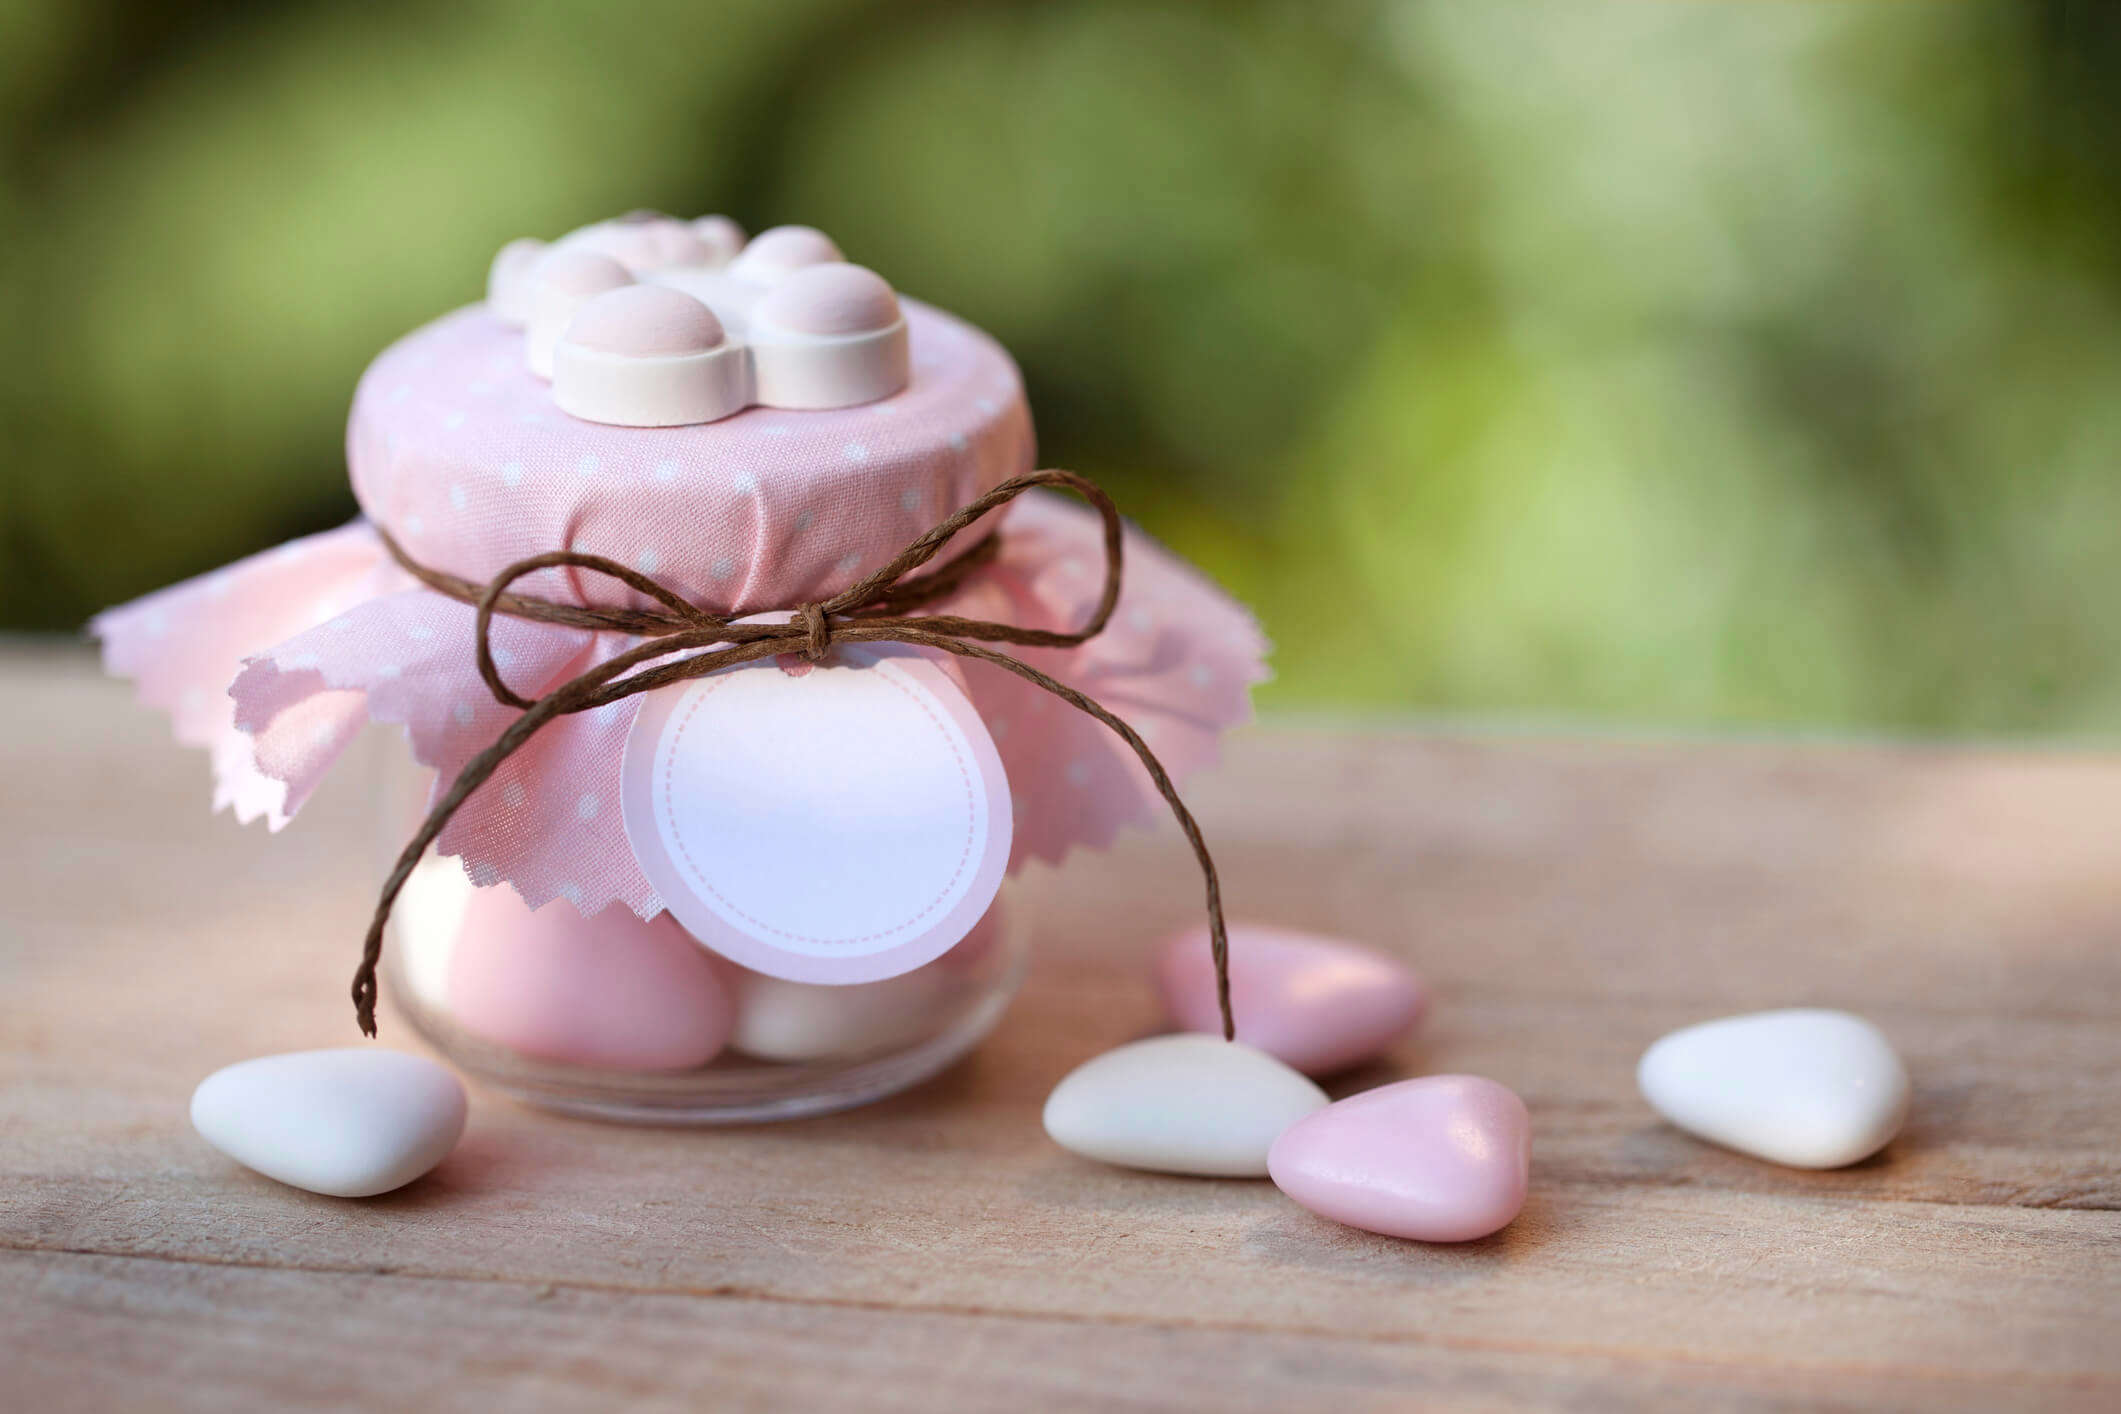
[373,749,1027,1124]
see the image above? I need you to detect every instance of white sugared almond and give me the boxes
[1637,1008,1910,1169]
[191,1049,467,1198]
[1043,1035,1328,1177]
[729,968,952,1063]
[387,852,477,1012]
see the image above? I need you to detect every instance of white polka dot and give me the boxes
[405,514,425,535]
[500,461,524,488]
[559,883,585,909]
[376,663,402,679]
[731,471,758,494]
[710,556,736,581]
[491,646,516,671]
[948,433,968,453]
[205,575,233,599]
[1066,759,1092,788]
[310,722,339,749]
[836,553,862,575]
[576,454,600,477]
[442,411,466,431]
[794,510,815,533]
[654,459,679,484]
[576,792,601,821]
[502,781,527,809]
[469,379,493,397]
[873,403,897,418]
[453,702,476,726]
[389,384,411,404]
[469,860,500,887]
[447,483,468,511]
[1189,663,1215,688]
[179,687,206,711]
[762,424,791,438]
[407,623,434,642]
[843,442,869,463]
[1128,608,1153,632]
[518,412,546,426]
[637,548,660,574]
[989,716,1009,741]
[899,488,921,512]
[976,397,998,415]
[142,609,169,639]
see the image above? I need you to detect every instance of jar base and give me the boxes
[387,933,1026,1125]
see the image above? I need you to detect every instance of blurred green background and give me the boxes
[5,0,2117,734]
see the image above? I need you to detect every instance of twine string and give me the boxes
[353,469,1233,1044]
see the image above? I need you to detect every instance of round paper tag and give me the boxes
[620,643,1012,984]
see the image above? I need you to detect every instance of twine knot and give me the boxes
[797,601,832,662]
[359,469,1235,1045]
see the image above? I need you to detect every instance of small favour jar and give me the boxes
[376,760,1030,1123]
[96,213,1267,1122]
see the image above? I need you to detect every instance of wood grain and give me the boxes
[3,644,2117,1411]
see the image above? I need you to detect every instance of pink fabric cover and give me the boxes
[351,299,1030,616]
[93,294,1269,920]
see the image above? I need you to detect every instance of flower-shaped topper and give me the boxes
[490,214,910,428]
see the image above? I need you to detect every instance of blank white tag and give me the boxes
[621,643,1011,984]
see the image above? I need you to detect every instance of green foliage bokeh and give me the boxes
[4,0,2116,734]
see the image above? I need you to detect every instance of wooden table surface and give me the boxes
[4,643,2118,1411]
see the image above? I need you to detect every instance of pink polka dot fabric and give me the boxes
[352,299,1030,615]
[93,296,1269,920]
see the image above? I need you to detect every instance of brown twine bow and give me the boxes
[354,469,1234,1043]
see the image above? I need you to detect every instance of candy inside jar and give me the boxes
[381,788,1026,1123]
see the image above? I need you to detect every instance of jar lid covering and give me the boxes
[351,298,1032,616]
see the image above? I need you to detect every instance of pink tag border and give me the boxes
[620,645,1013,985]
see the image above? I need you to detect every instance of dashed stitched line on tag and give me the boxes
[658,659,978,949]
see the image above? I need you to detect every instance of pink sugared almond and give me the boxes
[445,882,734,1073]
[1269,1075,1531,1242]
[729,224,844,282]
[1155,923,1427,1076]
[753,262,902,337]
[565,284,726,357]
